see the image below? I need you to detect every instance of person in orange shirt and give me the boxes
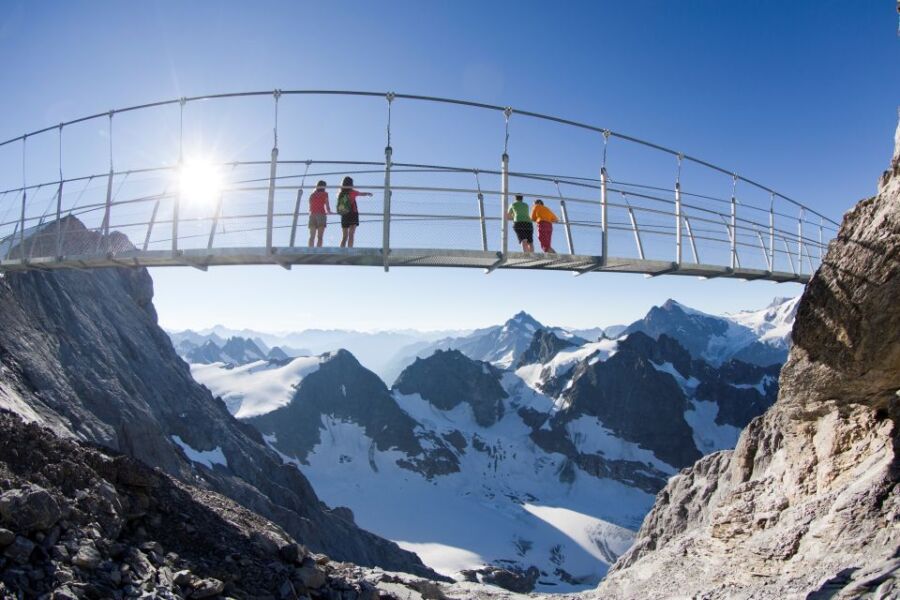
[530,199,558,253]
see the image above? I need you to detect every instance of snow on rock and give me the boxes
[190,356,322,418]
[725,296,799,348]
[683,400,742,453]
[170,435,228,469]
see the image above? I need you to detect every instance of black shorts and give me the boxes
[341,212,360,228]
[513,222,534,244]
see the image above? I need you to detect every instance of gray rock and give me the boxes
[72,542,102,570]
[4,535,35,564]
[173,569,195,586]
[190,577,225,598]
[0,484,62,532]
[296,565,327,589]
[51,586,79,600]
[0,527,14,547]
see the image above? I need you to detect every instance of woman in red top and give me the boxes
[308,180,331,248]
[337,176,372,248]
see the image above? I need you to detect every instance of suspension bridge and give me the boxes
[0,90,838,282]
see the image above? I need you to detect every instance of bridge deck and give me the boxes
[0,247,808,283]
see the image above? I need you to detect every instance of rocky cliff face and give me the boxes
[394,349,508,427]
[595,125,900,599]
[0,409,423,599]
[0,219,436,579]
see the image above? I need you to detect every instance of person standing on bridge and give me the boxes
[336,176,372,248]
[530,199,557,254]
[508,194,534,253]
[308,180,331,248]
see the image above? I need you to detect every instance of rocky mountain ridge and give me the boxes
[0,218,436,580]
[593,121,900,599]
[192,306,784,592]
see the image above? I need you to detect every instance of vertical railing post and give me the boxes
[797,207,804,277]
[382,93,395,271]
[102,168,114,253]
[56,123,64,260]
[768,194,775,272]
[475,171,487,252]
[818,218,824,262]
[173,98,186,255]
[19,136,26,262]
[501,152,509,255]
[600,130,610,265]
[382,145,393,271]
[101,111,115,254]
[730,175,737,270]
[55,181,63,259]
[266,89,282,254]
[674,154,683,266]
[501,107,512,256]
[600,167,608,265]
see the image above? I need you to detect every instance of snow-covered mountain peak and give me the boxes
[503,311,544,333]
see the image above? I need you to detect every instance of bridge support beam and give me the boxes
[383,145,393,272]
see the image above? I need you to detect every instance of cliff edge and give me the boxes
[595,122,900,599]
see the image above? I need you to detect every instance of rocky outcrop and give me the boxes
[0,218,436,578]
[558,332,702,470]
[517,330,576,367]
[595,124,900,599]
[394,349,507,427]
[0,409,411,599]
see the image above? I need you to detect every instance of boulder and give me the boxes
[0,527,14,547]
[3,535,35,564]
[71,542,102,570]
[0,485,62,532]
[191,577,225,598]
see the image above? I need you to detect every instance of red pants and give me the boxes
[537,221,553,251]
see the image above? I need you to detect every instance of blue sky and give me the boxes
[1,1,897,331]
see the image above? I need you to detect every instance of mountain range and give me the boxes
[185,298,794,592]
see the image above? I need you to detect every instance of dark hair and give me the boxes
[535,199,544,205]
[341,176,354,189]
[515,194,524,201]
[316,180,327,189]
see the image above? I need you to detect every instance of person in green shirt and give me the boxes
[508,194,534,253]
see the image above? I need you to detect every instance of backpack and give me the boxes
[336,191,352,215]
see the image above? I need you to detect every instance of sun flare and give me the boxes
[178,160,222,205]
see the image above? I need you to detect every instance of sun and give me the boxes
[179,159,223,205]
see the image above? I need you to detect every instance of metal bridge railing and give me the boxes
[0,90,838,281]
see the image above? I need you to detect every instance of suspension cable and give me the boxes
[58,124,64,184]
[601,129,610,173]
[386,92,395,148]
[273,89,281,149]
[108,111,114,172]
[503,107,512,155]
[178,98,186,164]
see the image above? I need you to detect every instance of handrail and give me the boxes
[0,89,839,227]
